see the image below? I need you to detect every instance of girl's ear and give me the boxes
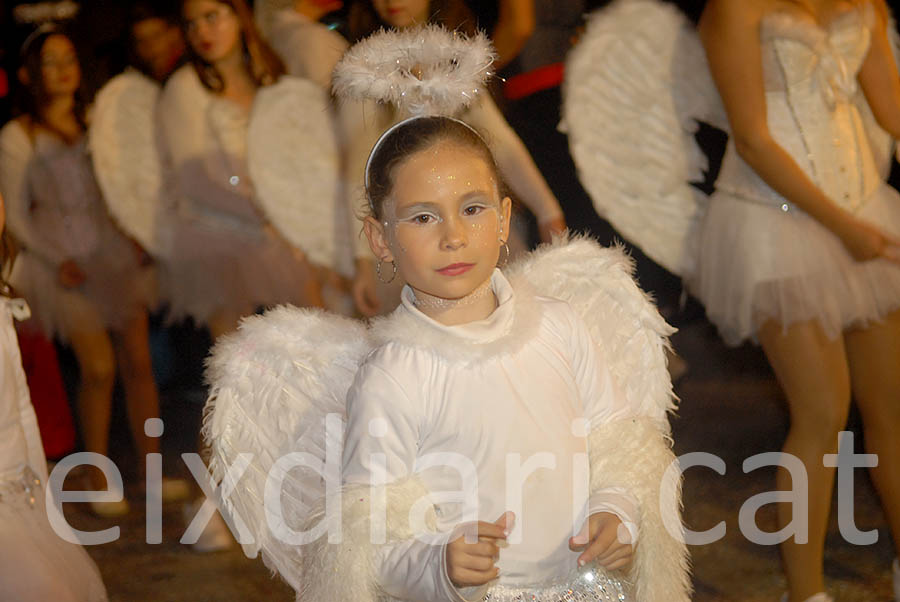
[17,66,30,86]
[499,196,513,243]
[363,215,395,263]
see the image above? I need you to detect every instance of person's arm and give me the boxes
[699,0,900,263]
[272,5,349,89]
[465,93,566,241]
[560,302,690,599]
[341,361,481,602]
[0,121,65,266]
[858,0,900,140]
[491,0,536,69]
[336,98,387,315]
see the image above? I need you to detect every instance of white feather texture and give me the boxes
[590,418,691,601]
[332,25,496,117]
[204,306,369,590]
[248,77,353,276]
[89,70,171,256]
[203,237,682,597]
[506,237,677,427]
[562,0,726,278]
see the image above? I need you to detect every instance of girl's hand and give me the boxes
[569,512,634,572]
[446,512,514,588]
[836,216,900,265]
[353,259,381,317]
[58,259,86,288]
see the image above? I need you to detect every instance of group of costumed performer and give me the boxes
[563,1,900,601]
[203,25,691,602]
[90,0,354,337]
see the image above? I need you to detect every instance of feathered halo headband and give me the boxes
[332,25,497,208]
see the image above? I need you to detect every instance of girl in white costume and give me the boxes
[563,1,900,600]
[203,117,691,601]
[0,195,108,602]
[336,116,660,601]
[159,0,326,337]
[336,0,567,316]
[0,29,169,515]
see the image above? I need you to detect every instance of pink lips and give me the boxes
[437,263,474,276]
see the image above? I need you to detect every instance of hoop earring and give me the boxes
[376,258,397,284]
[497,241,510,268]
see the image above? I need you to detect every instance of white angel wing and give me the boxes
[89,70,171,256]
[247,77,353,277]
[506,236,676,427]
[203,307,370,590]
[562,0,725,278]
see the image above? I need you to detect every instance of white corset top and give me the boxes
[716,2,881,213]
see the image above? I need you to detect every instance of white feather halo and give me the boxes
[332,24,496,117]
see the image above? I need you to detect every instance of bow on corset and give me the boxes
[814,45,857,109]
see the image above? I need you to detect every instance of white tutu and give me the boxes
[691,183,900,345]
[0,467,107,602]
[161,216,314,325]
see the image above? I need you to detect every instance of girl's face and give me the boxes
[372,0,430,28]
[133,17,185,80]
[39,35,80,98]
[183,0,242,64]
[369,142,512,302]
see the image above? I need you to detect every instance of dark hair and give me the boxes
[0,229,16,298]
[129,0,183,77]
[16,28,88,132]
[347,0,477,43]
[182,0,285,92]
[365,116,502,219]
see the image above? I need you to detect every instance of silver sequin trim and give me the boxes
[482,569,631,602]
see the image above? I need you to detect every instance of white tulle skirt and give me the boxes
[0,466,108,602]
[690,183,900,346]
[10,242,155,344]
[161,216,315,326]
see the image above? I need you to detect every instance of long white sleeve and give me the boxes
[267,10,349,90]
[561,304,641,539]
[463,93,564,225]
[344,361,466,602]
[0,122,64,266]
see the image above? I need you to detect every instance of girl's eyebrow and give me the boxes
[395,190,495,213]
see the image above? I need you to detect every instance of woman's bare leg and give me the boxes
[845,309,900,559]
[68,327,116,490]
[758,318,851,602]
[112,308,161,477]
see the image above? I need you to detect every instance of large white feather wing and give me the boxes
[90,70,171,256]
[562,0,725,278]
[247,77,353,277]
[506,237,676,428]
[203,307,369,590]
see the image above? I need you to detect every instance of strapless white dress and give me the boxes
[691,4,900,344]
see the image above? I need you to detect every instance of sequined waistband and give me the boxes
[482,568,631,602]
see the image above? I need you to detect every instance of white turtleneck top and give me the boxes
[343,270,638,601]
